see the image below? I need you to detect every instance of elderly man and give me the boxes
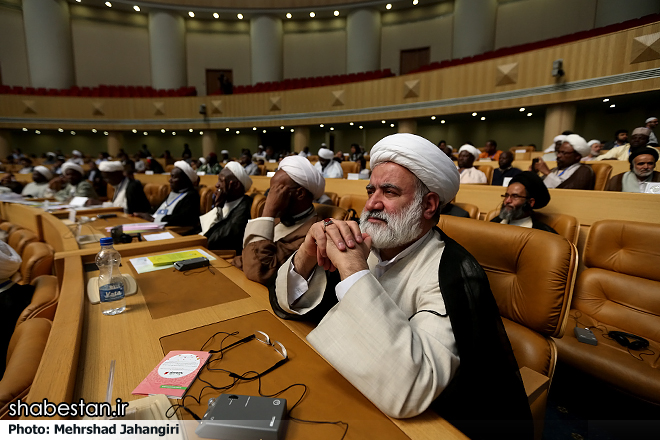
[234,156,325,285]
[646,117,658,147]
[457,144,487,183]
[533,134,595,189]
[492,151,522,186]
[490,172,556,233]
[200,162,253,254]
[597,127,652,161]
[99,161,150,214]
[581,140,603,161]
[67,150,84,165]
[270,133,532,439]
[51,162,98,201]
[605,147,660,192]
[21,166,53,198]
[478,139,502,161]
[314,147,343,179]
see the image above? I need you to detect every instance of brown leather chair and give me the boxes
[165,164,175,173]
[15,275,59,327]
[588,162,613,191]
[324,192,339,206]
[338,194,368,215]
[437,216,577,439]
[143,183,169,209]
[250,193,267,219]
[307,155,319,163]
[453,202,480,219]
[554,220,660,405]
[475,165,494,184]
[0,222,20,236]
[0,318,52,418]
[313,203,348,221]
[12,242,54,285]
[257,165,267,176]
[485,209,579,245]
[7,229,38,255]
[340,161,360,176]
[199,186,215,214]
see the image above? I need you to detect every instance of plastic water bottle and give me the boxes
[96,237,126,315]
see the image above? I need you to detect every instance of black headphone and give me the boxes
[608,331,649,351]
[110,225,142,244]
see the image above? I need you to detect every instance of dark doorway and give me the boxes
[206,69,233,95]
[260,131,291,155]
[400,47,430,75]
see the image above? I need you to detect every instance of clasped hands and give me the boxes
[293,219,372,281]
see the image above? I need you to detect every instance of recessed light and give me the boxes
[172,132,176,135]
[330,127,334,131]
[386,4,392,10]
[199,131,203,135]
[92,129,97,133]
[334,10,339,16]
[263,129,267,133]
[310,12,315,18]
[431,116,436,120]
[188,11,194,18]
[290,128,294,132]
[22,128,27,131]
[133,6,140,12]
[76,0,81,2]
[413,0,419,5]
[237,13,243,20]
[472,112,477,116]
[441,120,446,124]
[236,130,240,134]
[105,2,112,7]
[213,13,219,19]
[58,128,63,132]
[359,126,363,129]
[610,104,615,108]
[286,13,292,19]
[71,131,76,135]
[527,112,533,117]
[320,124,324,127]
[519,107,525,112]
[132,129,137,133]
[160,129,165,133]
[480,116,486,120]
[143,132,147,135]
[189,128,193,132]
[253,127,257,131]
[35,130,41,134]
[603,98,609,102]
[381,120,386,124]
[226,127,230,131]
[104,131,108,135]
[280,126,285,129]
[349,122,354,125]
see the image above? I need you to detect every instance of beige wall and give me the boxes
[0,2,30,87]
[283,29,346,79]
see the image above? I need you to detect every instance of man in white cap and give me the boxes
[597,127,656,161]
[50,162,98,201]
[133,161,200,228]
[645,116,658,147]
[542,134,566,161]
[234,155,325,285]
[271,133,532,440]
[220,150,230,165]
[0,241,36,377]
[199,162,254,254]
[67,150,84,165]
[21,166,53,198]
[457,144,487,183]
[99,161,150,214]
[581,139,603,161]
[314,147,343,179]
[533,134,595,189]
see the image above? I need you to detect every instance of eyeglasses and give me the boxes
[255,331,288,359]
[501,194,529,201]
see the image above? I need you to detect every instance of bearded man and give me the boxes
[605,147,660,192]
[270,133,532,440]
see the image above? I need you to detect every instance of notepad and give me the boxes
[130,248,216,274]
[147,250,206,266]
[132,351,210,399]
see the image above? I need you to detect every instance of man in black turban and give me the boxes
[490,171,557,234]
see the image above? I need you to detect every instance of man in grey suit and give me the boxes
[271,133,532,440]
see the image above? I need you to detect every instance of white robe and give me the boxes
[314,160,343,179]
[275,229,459,418]
[21,182,49,198]
[459,167,487,184]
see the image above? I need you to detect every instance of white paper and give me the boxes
[266,171,276,177]
[129,248,216,274]
[515,149,527,154]
[145,170,154,175]
[503,177,513,187]
[143,232,175,241]
[644,182,660,194]
[197,171,206,175]
[268,159,277,163]
[347,173,360,180]
[70,196,89,207]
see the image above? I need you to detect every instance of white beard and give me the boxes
[359,198,424,250]
[634,168,654,178]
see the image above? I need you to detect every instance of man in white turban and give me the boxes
[99,161,150,214]
[21,166,53,198]
[271,133,532,440]
[234,155,325,285]
[533,134,595,189]
[50,162,98,202]
[542,134,567,161]
[0,241,36,377]
[199,161,254,254]
[597,127,657,161]
[581,139,603,161]
[314,147,343,179]
[645,116,658,147]
[67,149,84,165]
[457,144,487,184]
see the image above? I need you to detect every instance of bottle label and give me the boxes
[99,285,125,303]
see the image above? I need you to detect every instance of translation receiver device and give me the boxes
[575,327,598,346]
[173,257,210,271]
[195,394,287,440]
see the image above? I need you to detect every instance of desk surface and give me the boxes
[74,245,465,440]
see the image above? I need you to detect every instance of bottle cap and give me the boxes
[100,237,114,246]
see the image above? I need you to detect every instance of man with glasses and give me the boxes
[270,134,532,440]
[532,134,595,189]
[490,172,557,233]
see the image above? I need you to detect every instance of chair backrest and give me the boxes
[0,222,20,236]
[453,202,480,219]
[485,209,579,245]
[338,194,368,214]
[7,229,38,255]
[16,275,60,327]
[0,318,52,416]
[199,187,215,214]
[509,146,536,153]
[143,183,169,209]
[18,242,54,285]
[340,161,360,176]
[251,193,267,219]
[589,162,613,191]
[475,165,494,184]
[257,165,267,176]
[574,220,660,342]
[324,192,339,206]
[313,203,348,221]
[165,164,175,173]
[307,155,319,163]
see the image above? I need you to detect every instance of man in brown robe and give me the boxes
[605,147,660,192]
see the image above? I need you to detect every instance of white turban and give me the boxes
[224,161,253,192]
[0,241,21,280]
[370,133,460,205]
[564,134,590,157]
[587,139,600,148]
[198,157,207,164]
[279,156,325,199]
[72,150,82,156]
[61,162,85,176]
[446,145,453,152]
[318,148,334,160]
[221,150,229,155]
[554,135,567,143]
[458,144,480,160]
[645,117,657,124]
[173,160,199,185]
[99,161,124,172]
[33,166,53,180]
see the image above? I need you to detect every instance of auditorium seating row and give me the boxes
[409,13,660,74]
[0,85,197,98]
[0,222,54,285]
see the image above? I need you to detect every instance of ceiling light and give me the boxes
[226,127,230,131]
[35,130,41,134]
[320,124,324,127]
[143,132,148,135]
[413,0,419,5]
[71,131,76,135]
[349,122,354,126]
[330,127,334,131]
[160,129,165,133]
[253,127,257,130]
[104,131,108,135]
[213,13,219,19]
[309,12,315,18]
[441,120,446,124]
[237,13,243,19]
[480,116,486,121]
[22,128,27,131]
[132,129,137,133]
[236,130,240,134]
[105,2,111,7]
[381,120,386,124]
[199,131,203,135]
[58,128,63,132]
[334,10,339,16]
[172,132,176,135]
[359,126,363,129]
[263,129,267,133]
[133,5,140,12]
[527,112,532,117]
[519,107,525,112]
[386,4,392,10]
[286,13,292,19]
[92,129,97,133]
[189,128,193,132]
[76,0,81,2]
[610,104,615,108]
[290,128,294,132]
[280,126,285,129]
[603,98,609,102]
[431,116,436,120]
[188,12,194,18]
[472,112,477,116]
